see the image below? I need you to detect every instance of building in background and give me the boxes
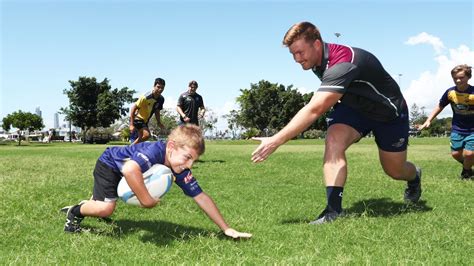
[54,113,59,129]
[35,106,42,118]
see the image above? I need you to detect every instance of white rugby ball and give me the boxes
[117,164,174,206]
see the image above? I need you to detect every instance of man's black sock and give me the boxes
[326,186,343,213]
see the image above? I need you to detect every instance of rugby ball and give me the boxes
[117,164,174,206]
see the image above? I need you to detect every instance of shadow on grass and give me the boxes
[344,197,432,217]
[196,159,226,163]
[281,197,432,224]
[84,219,229,245]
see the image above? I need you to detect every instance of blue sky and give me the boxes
[1,0,473,131]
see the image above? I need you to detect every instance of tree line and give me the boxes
[1,76,454,145]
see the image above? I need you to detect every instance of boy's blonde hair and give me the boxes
[283,21,322,47]
[168,124,205,155]
[451,64,472,78]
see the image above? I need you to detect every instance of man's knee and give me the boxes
[140,129,150,140]
[383,168,405,180]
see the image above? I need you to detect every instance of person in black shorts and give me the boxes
[129,78,166,144]
[61,124,252,239]
[418,64,474,180]
[176,80,205,126]
[251,21,422,224]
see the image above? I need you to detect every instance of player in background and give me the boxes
[177,80,205,126]
[129,78,166,144]
[419,64,474,180]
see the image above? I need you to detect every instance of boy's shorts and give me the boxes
[133,119,148,130]
[450,132,474,151]
[92,159,122,202]
[327,103,409,152]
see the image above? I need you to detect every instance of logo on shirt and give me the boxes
[137,152,151,168]
[184,172,194,184]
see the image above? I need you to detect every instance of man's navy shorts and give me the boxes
[327,104,409,152]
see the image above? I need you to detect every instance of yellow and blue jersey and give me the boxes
[134,91,164,123]
[440,85,474,134]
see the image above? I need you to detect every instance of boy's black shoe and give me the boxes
[404,167,422,203]
[64,206,83,233]
[309,206,343,225]
[460,169,472,180]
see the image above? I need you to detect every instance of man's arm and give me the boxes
[198,106,206,119]
[129,103,138,132]
[193,192,252,238]
[251,91,343,163]
[154,110,165,129]
[176,105,190,123]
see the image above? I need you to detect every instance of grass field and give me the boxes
[1,138,473,264]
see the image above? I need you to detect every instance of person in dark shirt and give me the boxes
[177,80,205,126]
[251,21,422,224]
[419,64,474,179]
[62,124,251,239]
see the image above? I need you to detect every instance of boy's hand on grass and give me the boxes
[224,228,252,239]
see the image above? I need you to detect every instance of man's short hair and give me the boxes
[283,21,322,47]
[154,78,166,87]
[188,80,198,88]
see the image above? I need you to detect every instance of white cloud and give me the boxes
[403,38,474,118]
[405,32,446,54]
[163,96,177,109]
[296,86,312,95]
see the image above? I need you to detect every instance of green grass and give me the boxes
[1,138,473,264]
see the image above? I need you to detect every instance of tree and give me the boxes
[223,110,243,139]
[236,80,306,134]
[409,103,427,127]
[2,110,44,146]
[200,108,218,137]
[235,80,328,137]
[147,108,179,138]
[61,76,135,143]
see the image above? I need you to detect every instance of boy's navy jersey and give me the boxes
[312,42,407,122]
[98,141,203,197]
[439,85,474,134]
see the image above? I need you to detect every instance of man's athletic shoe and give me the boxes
[460,169,472,180]
[404,167,422,203]
[64,206,83,233]
[309,206,343,225]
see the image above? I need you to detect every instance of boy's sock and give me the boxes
[326,186,344,213]
[71,204,84,218]
[461,168,472,179]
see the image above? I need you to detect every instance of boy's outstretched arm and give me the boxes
[193,192,252,239]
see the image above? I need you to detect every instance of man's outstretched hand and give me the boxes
[251,137,279,163]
